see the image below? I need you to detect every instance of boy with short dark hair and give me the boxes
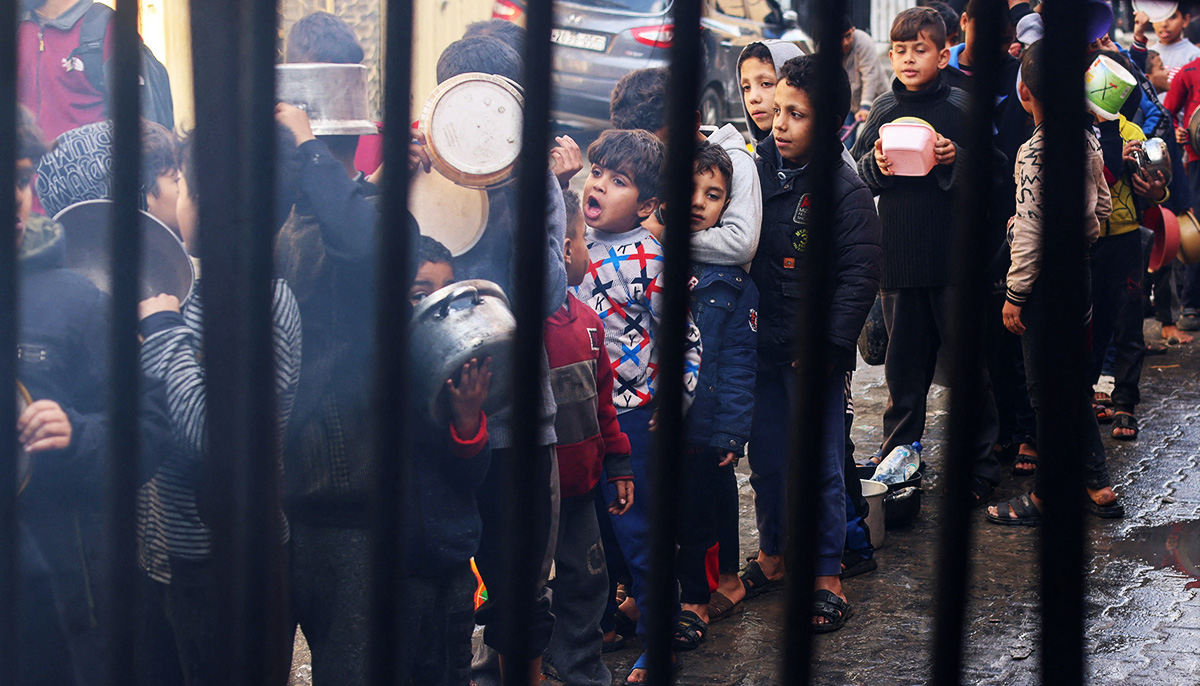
[435,36,522,87]
[746,55,880,634]
[572,129,702,681]
[850,6,1001,504]
[407,235,456,306]
[542,189,633,686]
[285,11,365,64]
[644,141,758,649]
[1132,6,1200,85]
[140,120,182,233]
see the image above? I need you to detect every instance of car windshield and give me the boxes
[567,0,669,15]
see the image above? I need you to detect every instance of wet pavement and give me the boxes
[596,319,1200,685]
[289,324,1200,686]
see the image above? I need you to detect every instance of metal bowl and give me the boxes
[276,63,378,136]
[1131,137,1172,186]
[52,200,195,302]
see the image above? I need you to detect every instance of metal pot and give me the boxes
[1131,137,1172,186]
[1179,210,1200,265]
[53,200,195,302]
[409,280,515,425]
[276,63,378,136]
[883,470,922,528]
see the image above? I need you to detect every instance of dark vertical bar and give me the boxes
[496,0,554,680]
[191,0,280,682]
[106,0,142,682]
[369,0,415,681]
[1036,1,1088,684]
[0,0,19,681]
[780,1,843,683]
[931,1,1004,683]
[643,0,702,682]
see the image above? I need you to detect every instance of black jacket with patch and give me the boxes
[750,137,883,371]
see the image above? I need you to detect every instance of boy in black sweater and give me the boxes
[850,6,1001,502]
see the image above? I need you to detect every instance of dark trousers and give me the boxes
[1183,161,1200,311]
[474,446,558,659]
[714,461,740,575]
[394,567,477,686]
[843,372,872,556]
[1021,292,1112,495]
[596,405,669,638]
[545,493,611,686]
[677,445,719,605]
[168,554,291,686]
[987,291,1037,449]
[747,363,847,577]
[880,287,1002,486]
[1089,231,1144,412]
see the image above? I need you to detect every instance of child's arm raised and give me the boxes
[446,358,492,444]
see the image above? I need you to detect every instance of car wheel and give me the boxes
[699,87,722,127]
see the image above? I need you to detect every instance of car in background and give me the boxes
[492,0,812,130]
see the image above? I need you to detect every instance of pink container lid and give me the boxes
[880,120,937,177]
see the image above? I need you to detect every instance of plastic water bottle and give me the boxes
[870,442,922,485]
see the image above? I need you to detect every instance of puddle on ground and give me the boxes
[1105,520,1200,589]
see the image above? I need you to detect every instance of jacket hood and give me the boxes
[18,214,66,269]
[738,40,806,142]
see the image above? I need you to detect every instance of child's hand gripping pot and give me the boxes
[445,357,492,442]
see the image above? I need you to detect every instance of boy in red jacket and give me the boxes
[543,190,633,686]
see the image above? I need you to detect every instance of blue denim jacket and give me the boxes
[685,263,759,454]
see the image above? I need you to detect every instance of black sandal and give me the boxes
[1111,412,1139,441]
[812,589,852,633]
[986,493,1042,527]
[672,610,708,651]
[1094,403,1115,424]
[1086,494,1125,519]
[1012,452,1039,476]
[739,559,784,600]
[840,550,878,579]
[967,476,995,509]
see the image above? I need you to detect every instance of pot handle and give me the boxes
[437,284,482,318]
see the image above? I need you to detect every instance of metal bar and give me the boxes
[368,0,415,680]
[1036,1,1088,683]
[931,1,1005,683]
[105,0,142,682]
[643,0,703,681]
[190,0,280,682]
[781,1,844,683]
[494,0,554,679]
[0,0,19,680]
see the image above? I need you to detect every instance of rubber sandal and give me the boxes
[739,559,784,600]
[1178,308,1200,332]
[1111,412,1139,441]
[986,493,1042,527]
[1094,403,1115,424]
[1012,452,1039,476]
[1085,495,1125,519]
[1094,391,1113,407]
[602,635,627,653]
[672,610,708,651]
[706,590,742,624]
[811,589,853,634]
[610,607,637,638]
[840,551,878,579]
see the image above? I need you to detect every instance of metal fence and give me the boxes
[0,0,1094,684]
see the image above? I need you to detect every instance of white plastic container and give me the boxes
[860,479,887,550]
[879,118,937,177]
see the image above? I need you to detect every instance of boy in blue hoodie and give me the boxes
[643,141,758,650]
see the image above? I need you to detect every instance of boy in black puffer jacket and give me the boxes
[745,56,881,633]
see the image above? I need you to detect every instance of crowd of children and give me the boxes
[12,0,1200,684]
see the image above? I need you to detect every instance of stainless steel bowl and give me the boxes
[52,199,195,302]
[1131,137,1172,186]
[276,63,378,136]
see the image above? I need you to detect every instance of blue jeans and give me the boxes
[747,363,848,577]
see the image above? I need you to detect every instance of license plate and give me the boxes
[551,28,608,52]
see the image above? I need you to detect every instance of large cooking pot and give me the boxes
[276,63,378,136]
[410,280,515,425]
[14,382,32,494]
[53,200,195,302]
[1131,137,1172,186]
[1145,205,1181,273]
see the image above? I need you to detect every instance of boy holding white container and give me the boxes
[850,6,1001,505]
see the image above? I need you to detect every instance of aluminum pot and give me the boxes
[53,200,195,302]
[276,63,378,136]
[1131,137,1172,186]
[409,280,515,425]
[1179,209,1200,264]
